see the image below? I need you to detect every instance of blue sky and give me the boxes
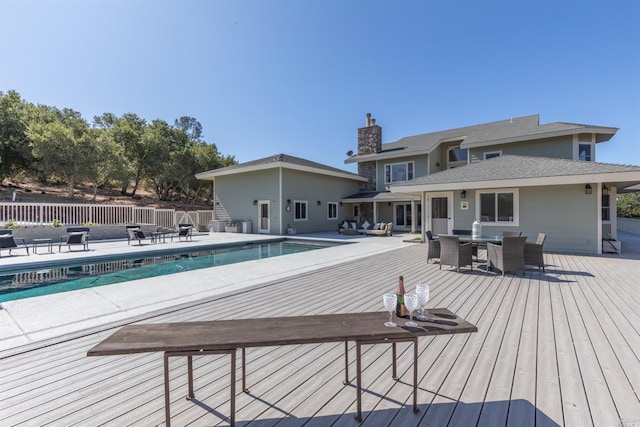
[1,0,638,172]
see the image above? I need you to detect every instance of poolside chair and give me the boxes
[524,233,546,271]
[487,236,527,276]
[177,224,193,241]
[127,227,149,245]
[426,231,440,263]
[438,235,473,272]
[59,231,89,252]
[0,231,30,257]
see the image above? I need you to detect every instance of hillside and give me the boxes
[1,178,211,210]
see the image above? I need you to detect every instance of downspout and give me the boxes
[596,182,602,254]
[421,192,426,242]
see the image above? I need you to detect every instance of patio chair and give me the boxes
[502,231,522,237]
[0,231,30,257]
[426,231,440,263]
[438,235,473,272]
[524,233,546,271]
[127,227,149,246]
[177,224,193,241]
[487,236,527,276]
[59,231,89,252]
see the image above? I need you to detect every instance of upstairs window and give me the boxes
[578,144,592,161]
[448,146,468,168]
[384,162,414,183]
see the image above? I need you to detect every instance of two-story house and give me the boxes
[196,114,640,254]
[344,114,640,253]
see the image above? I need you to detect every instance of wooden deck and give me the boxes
[1,236,639,426]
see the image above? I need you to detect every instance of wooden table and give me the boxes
[87,309,477,426]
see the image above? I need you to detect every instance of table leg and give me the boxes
[412,337,419,413]
[343,341,350,384]
[164,349,237,427]
[392,342,398,380]
[187,355,194,399]
[242,348,249,393]
[355,341,362,422]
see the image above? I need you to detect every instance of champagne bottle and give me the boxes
[396,275,407,317]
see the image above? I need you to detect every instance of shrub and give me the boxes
[83,221,99,226]
[4,219,21,229]
[49,219,62,227]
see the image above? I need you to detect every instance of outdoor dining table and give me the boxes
[87,309,477,426]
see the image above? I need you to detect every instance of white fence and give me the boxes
[0,202,214,231]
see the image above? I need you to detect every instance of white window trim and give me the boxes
[327,201,338,220]
[293,200,308,222]
[483,150,502,160]
[384,161,415,184]
[573,134,595,161]
[476,188,519,226]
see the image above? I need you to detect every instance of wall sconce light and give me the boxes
[317,200,321,206]
[602,184,609,196]
[339,201,343,206]
[461,190,466,199]
[286,199,291,205]
[435,162,441,167]
[585,184,592,194]
[253,200,258,205]
[388,202,392,206]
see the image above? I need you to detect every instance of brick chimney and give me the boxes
[357,113,382,192]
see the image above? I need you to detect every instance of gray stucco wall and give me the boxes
[376,155,429,190]
[469,136,574,162]
[214,169,281,233]
[472,185,598,253]
[281,170,361,234]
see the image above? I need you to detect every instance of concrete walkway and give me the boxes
[0,231,412,352]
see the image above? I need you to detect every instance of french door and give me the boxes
[258,201,270,234]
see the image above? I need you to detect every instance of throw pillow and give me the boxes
[362,220,370,230]
[351,222,357,230]
[342,220,349,229]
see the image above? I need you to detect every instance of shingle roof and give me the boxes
[347,115,618,162]
[390,155,640,192]
[196,153,366,181]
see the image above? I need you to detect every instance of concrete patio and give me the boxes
[0,231,639,426]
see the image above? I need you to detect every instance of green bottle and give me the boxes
[396,275,406,317]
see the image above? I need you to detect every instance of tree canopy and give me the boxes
[0,90,236,202]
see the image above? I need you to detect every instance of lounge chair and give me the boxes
[0,231,30,257]
[426,231,440,263]
[524,233,546,271]
[487,236,527,276]
[438,235,473,272]
[127,227,149,245]
[59,231,89,252]
[177,224,193,241]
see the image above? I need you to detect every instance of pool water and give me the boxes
[0,240,337,302]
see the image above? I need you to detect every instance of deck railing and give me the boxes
[0,202,214,231]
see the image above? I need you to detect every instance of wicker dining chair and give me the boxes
[487,236,527,276]
[502,230,522,237]
[426,231,440,263]
[438,235,473,272]
[524,233,546,271]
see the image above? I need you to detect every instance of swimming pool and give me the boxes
[0,239,340,302]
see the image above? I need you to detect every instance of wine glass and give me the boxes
[404,293,418,327]
[383,294,397,327]
[416,284,429,321]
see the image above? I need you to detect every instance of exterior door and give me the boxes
[258,201,270,234]
[429,194,452,235]
[394,203,421,230]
